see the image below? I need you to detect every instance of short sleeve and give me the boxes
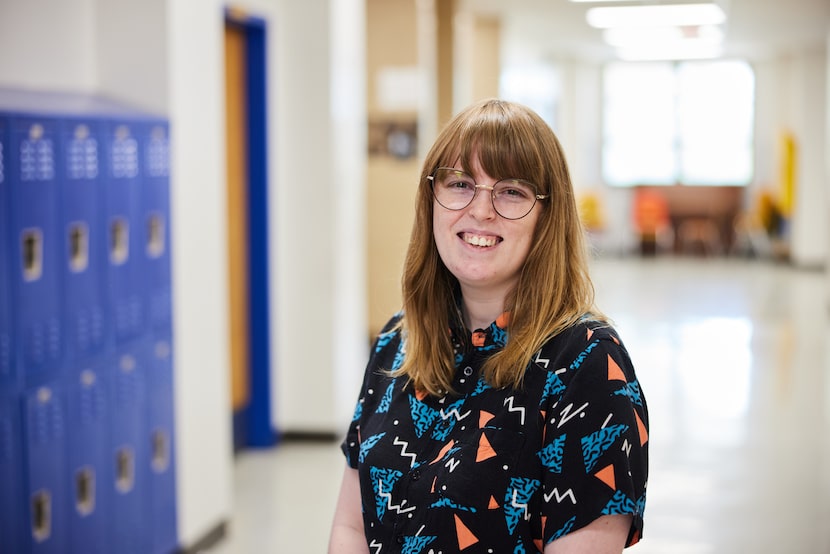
[340,377,367,469]
[339,313,404,469]
[539,329,648,547]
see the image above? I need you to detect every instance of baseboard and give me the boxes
[177,520,228,554]
[279,430,339,443]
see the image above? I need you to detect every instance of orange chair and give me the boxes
[632,189,672,256]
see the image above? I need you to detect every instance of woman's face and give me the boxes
[432,155,541,303]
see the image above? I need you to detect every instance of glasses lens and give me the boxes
[432,168,476,210]
[493,179,538,219]
[431,168,541,219]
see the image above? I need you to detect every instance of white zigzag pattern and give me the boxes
[504,396,526,424]
[511,488,531,521]
[544,487,577,504]
[378,479,416,515]
[369,539,383,554]
[393,436,418,468]
[439,407,471,421]
[534,350,550,368]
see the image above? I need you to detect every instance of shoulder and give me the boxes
[531,318,634,382]
[372,311,404,351]
[364,311,407,374]
[537,317,624,358]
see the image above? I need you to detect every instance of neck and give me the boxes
[460,287,506,331]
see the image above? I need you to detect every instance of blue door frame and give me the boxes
[226,10,278,448]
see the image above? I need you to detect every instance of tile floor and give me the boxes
[206,256,830,553]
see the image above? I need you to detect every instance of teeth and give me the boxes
[463,233,498,247]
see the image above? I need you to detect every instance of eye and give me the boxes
[437,169,475,192]
[495,180,534,200]
[448,179,473,190]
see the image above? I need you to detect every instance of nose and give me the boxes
[468,184,496,220]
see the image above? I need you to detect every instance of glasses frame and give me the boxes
[427,167,549,220]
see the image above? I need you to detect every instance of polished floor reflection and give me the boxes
[207,257,830,553]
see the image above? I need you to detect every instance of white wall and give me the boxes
[267,0,368,434]
[0,0,97,92]
[165,0,234,547]
[786,51,828,268]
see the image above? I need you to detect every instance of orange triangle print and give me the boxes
[587,328,594,340]
[534,539,544,552]
[607,354,626,382]
[479,411,494,428]
[476,432,497,462]
[415,388,429,401]
[635,409,649,446]
[595,464,616,490]
[431,440,455,464]
[431,476,437,493]
[455,514,479,550]
[488,495,500,509]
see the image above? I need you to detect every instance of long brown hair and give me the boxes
[394,98,602,396]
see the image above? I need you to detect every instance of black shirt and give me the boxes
[342,313,648,553]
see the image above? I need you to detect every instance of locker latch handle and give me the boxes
[110,218,129,265]
[147,213,165,258]
[21,228,43,282]
[151,429,170,472]
[69,222,90,272]
[115,447,135,493]
[31,489,52,543]
[75,466,96,516]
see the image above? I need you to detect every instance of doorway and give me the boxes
[224,10,277,450]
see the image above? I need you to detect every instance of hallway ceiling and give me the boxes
[464,0,830,63]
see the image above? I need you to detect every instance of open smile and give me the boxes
[459,232,503,248]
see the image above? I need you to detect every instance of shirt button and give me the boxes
[396,534,405,544]
[411,469,421,481]
[463,366,473,376]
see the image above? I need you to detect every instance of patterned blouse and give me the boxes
[342,312,648,553]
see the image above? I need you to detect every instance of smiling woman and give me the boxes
[329,99,650,554]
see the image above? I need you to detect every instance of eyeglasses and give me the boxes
[428,167,548,220]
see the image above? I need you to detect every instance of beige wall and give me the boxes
[365,0,502,337]
[471,16,501,102]
[366,0,420,337]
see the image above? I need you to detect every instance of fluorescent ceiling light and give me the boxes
[603,24,724,48]
[587,3,726,28]
[616,42,724,61]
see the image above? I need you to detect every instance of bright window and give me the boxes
[602,60,754,187]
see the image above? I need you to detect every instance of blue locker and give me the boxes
[141,119,172,337]
[0,392,25,554]
[109,346,150,554]
[102,118,146,346]
[65,364,112,554]
[0,116,14,392]
[60,116,109,366]
[22,382,69,553]
[146,335,178,553]
[140,118,178,553]
[4,113,64,388]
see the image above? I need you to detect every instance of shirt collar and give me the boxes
[451,311,510,351]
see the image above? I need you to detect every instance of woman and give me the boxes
[329,99,648,553]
